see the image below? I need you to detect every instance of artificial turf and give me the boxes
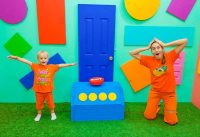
[0,103,200,137]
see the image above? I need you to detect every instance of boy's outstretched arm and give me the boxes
[8,55,32,66]
[58,63,76,68]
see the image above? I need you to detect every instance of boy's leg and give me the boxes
[45,92,56,120]
[162,92,178,125]
[144,90,161,120]
[35,92,45,121]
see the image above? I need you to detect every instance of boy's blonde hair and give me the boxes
[37,50,48,58]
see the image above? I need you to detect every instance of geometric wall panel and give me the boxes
[124,0,160,20]
[19,71,34,90]
[197,60,200,74]
[167,0,196,21]
[192,44,200,109]
[0,0,28,24]
[121,59,150,92]
[124,26,194,46]
[174,52,185,85]
[4,33,32,57]
[36,0,66,44]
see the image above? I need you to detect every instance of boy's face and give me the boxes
[37,53,48,65]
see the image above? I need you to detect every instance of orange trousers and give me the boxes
[35,92,55,110]
[144,90,178,125]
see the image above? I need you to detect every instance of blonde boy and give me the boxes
[8,50,75,122]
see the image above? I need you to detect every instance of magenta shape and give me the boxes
[167,0,196,21]
[0,0,28,24]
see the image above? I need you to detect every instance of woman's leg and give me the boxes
[144,90,161,120]
[162,92,178,125]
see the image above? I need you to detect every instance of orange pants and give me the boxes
[144,90,178,125]
[35,92,55,110]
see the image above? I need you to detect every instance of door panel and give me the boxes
[78,4,116,81]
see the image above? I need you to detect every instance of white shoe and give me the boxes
[51,113,56,121]
[34,114,41,122]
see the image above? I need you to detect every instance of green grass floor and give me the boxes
[0,103,200,137]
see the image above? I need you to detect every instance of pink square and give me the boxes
[175,77,181,85]
[167,0,196,21]
[174,52,185,85]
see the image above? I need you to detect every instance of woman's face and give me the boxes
[151,42,164,59]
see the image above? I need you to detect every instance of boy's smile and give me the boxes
[38,52,48,65]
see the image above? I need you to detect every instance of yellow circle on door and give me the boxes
[124,0,160,20]
[99,92,107,101]
[89,93,97,101]
[108,92,117,101]
[79,93,87,101]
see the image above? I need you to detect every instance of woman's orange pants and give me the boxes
[35,92,55,110]
[144,90,178,125]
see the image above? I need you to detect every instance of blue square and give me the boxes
[20,71,34,90]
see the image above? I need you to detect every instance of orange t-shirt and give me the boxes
[140,49,179,92]
[31,64,59,93]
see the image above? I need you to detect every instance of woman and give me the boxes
[129,38,187,125]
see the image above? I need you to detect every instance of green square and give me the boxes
[4,33,32,57]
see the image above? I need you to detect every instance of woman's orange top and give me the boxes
[140,49,179,92]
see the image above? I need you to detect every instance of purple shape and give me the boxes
[0,0,28,24]
[167,0,196,21]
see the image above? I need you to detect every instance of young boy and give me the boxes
[8,50,76,122]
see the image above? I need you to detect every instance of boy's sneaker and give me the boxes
[34,114,41,122]
[51,113,57,121]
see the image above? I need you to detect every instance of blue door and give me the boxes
[78,4,116,81]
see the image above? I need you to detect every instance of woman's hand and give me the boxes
[147,39,155,49]
[154,38,166,47]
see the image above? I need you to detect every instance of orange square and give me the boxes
[121,59,150,92]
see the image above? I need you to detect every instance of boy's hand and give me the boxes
[58,63,76,68]
[7,55,32,65]
[70,63,76,66]
[7,55,18,60]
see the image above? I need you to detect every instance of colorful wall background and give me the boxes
[1,0,200,103]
